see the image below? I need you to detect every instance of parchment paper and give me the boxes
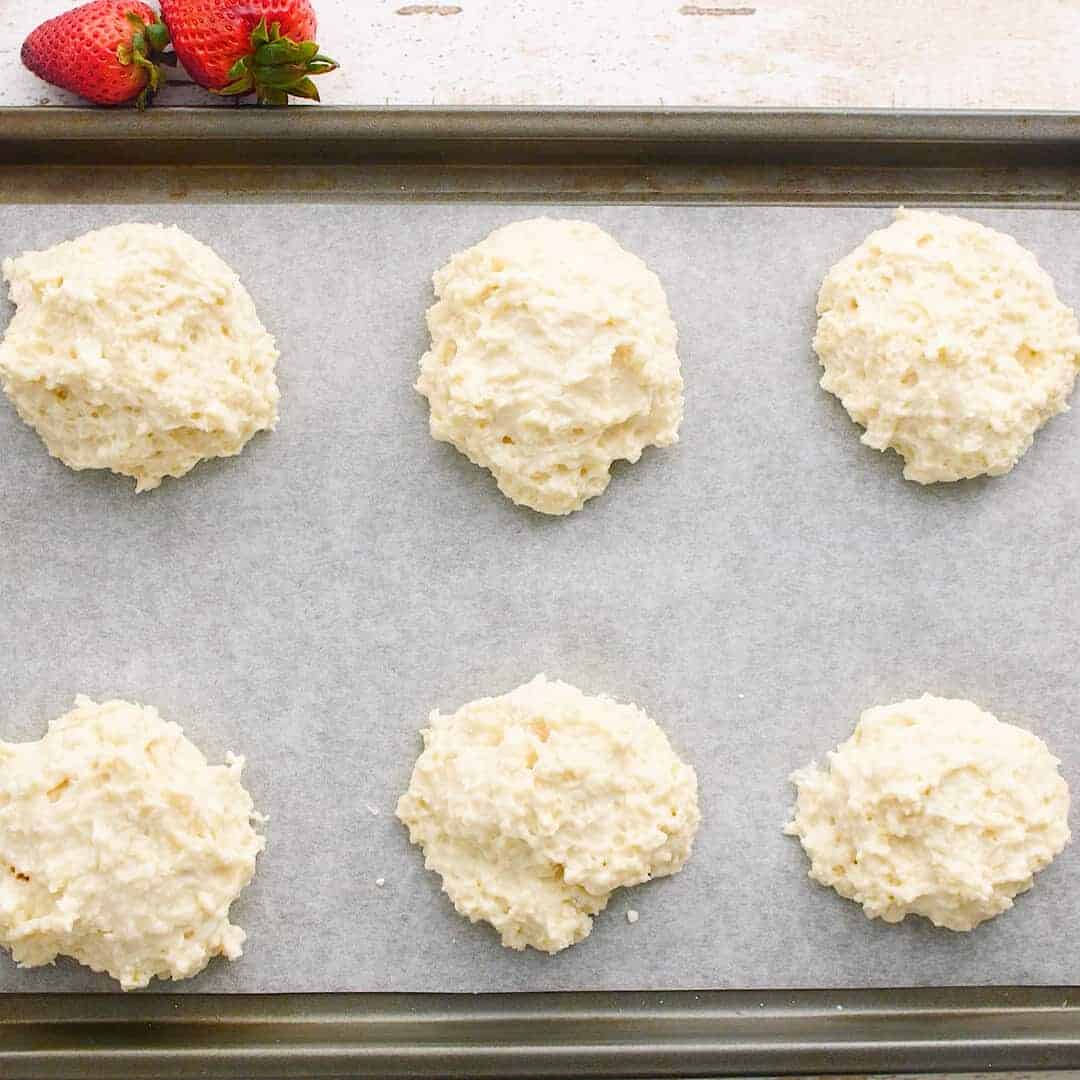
[0,203,1077,993]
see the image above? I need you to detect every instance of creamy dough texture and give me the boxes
[786,695,1071,931]
[0,697,265,989]
[814,209,1080,482]
[396,675,700,952]
[416,218,684,514]
[0,223,279,491]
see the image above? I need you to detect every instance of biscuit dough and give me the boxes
[814,209,1080,482]
[396,675,700,952]
[0,223,279,491]
[0,697,265,989]
[416,218,684,514]
[786,695,1071,931]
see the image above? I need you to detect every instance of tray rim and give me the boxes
[2,105,1080,1076]
[3,986,1080,1078]
[3,102,1080,130]
[5,105,1080,205]
[3,104,1080,162]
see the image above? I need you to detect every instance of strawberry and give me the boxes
[21,1,170,108]
[160,0,337,104]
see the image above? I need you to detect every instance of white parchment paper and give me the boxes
[0,203,1077,993]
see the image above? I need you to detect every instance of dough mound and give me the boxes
[396,675,700,952]
[0,697,265,989]
[416,218,683,515]
[0,223,280,491]
[814,209,1080,483]
[785,694,1071,931]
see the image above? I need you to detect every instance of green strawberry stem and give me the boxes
[214,17,339,105]
[116,11,171,109]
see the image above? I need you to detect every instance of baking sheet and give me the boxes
[0,202,1077,994]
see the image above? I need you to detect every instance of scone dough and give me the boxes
[814,208,1080,482]
[416,218,684,515]
[786,694,1071,931]
[0,696,265,989]
[0,223,279,491]
[396,675,700,952]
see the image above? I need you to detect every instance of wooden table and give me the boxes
[3,0,1078,108]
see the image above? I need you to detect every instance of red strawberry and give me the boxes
[160,0,337,104]
[21,1,170,108]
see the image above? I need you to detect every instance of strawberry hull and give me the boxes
[161,0,320,92]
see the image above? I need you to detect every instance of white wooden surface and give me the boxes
[2,0,1080,109]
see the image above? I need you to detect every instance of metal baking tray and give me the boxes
[2,107,1080,1079]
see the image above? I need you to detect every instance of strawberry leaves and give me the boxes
[116,10,171,109]
[214,17,337,104]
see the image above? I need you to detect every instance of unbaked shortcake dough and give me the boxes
[0,223,279,491]
[416,218,684,515]
[786,694,1071,931]
[0,696,265,989]
[814,209,1080,482]
[397,675,700,952]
